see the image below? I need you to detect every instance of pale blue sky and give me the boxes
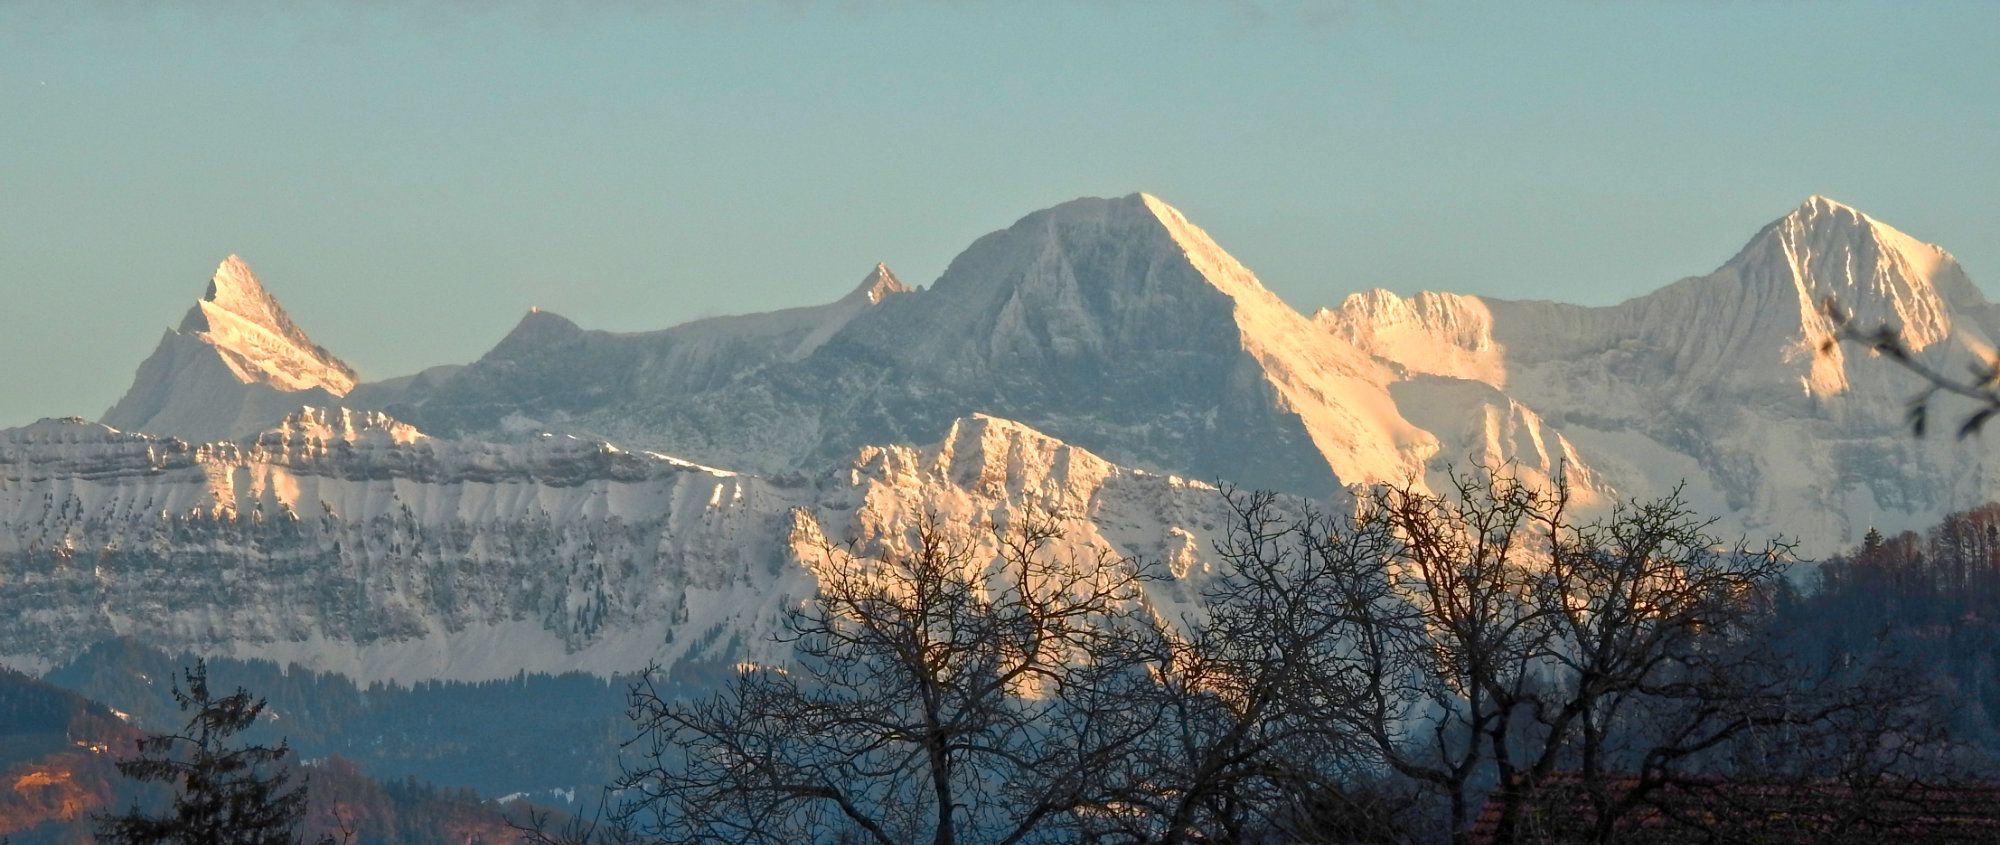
[2,2,1996,426]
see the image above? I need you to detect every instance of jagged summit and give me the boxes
[101,256,360,443]
[845,263,912,304]
[179,255,357,394]
[1712,195,1982,362]
[261,406,428,446]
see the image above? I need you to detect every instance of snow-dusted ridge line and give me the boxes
[1321,195,2000,550]
[0,409,1246,684]
[85,192,2000,565]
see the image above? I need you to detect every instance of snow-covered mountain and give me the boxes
[0,409,1234,682]
[91,194,2000,557]
[1323,195,2000,547]
[414,262,914,432]
[385,194,1550,502]
[24,190,1995,688]
[102,256,358,443]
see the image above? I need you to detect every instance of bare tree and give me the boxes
[1099,490,1410,845]
[562,466,1947,845]
[1198,469,1895,845]
[606,506,1166,845]
[1318,469,1588,844]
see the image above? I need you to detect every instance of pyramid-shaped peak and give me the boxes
[1769,195,1946,259]
[201,255,288,328]
[1769,195,1899,244]
[490,307,584,355]
[1026,191,1194,230]
[846,262,912,304]
[1739,196,1957,277]
[1695,194,1982,364]
[927,191,1291,319]
[161,255,359,396]
[1011,192,1170,226]
[183,256,327,349]
[1796,194,1864,217]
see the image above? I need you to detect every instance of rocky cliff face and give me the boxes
[0,410,1241,683]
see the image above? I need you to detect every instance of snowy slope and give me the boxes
[0,410,1245,683]
[392,263,914,443]
[77,193,2000,574]
[1322,196,2000,550]
[391,194,1592,503]
[12,190,2000,686]
[101,256,358,442]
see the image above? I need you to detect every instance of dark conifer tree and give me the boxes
[95,660,329,845]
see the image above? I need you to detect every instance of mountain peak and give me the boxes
[1618,196,1987,401]
[845,262,912,304]
[192,255,291,335]
[1722,197,1977,329]
[173,256,358,395]
[1767,196,1946,263]
[488,307,585,358]
[1796,194,1862,217]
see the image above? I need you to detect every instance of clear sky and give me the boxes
[2,2,1996,427]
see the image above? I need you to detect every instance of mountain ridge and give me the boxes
[86,192,2000,557]
[0,408,1239,683]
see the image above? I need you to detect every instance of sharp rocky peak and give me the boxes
[197,255,286,327]
[844,262,913,305]
[1717,196,1981,351]
[168,255,358,395]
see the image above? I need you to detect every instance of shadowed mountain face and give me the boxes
[386,194,1416,497]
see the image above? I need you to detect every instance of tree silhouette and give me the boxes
[95,660,328,845]
[606,506,1166,845]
